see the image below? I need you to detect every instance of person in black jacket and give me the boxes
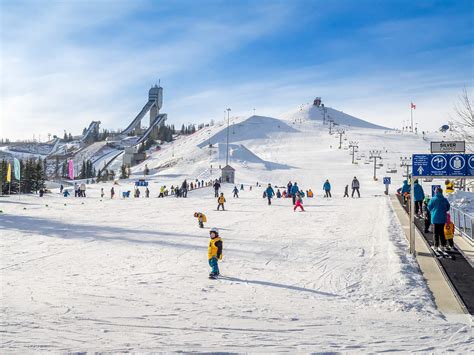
[213,180,221,197]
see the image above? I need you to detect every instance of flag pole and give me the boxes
[410,104,413,133]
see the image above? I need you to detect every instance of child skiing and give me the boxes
[194,212,207,228]
[293,191,305,212]
[444,213,455,250]
[208,227,223,278]
[217,193,226,211]
[233,186,239,198]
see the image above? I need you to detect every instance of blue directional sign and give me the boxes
[413,154,474,177]
[383,177,391,185]
[135,180,148,187]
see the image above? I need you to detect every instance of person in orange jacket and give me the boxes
[444,212,455,250]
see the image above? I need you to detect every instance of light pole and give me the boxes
[336,129,345,149]
[349,141,359,164]
[369,150,382,180]
[226,108,231,166]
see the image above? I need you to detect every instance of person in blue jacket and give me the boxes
[400,180,410,205]
[265,183,275,205]
[290,182,299,205]
[428,187,450,251]
[413,179,425,216]
[323,179,332,198]
[276,189,282,198]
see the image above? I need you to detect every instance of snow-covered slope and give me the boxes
[283,104,389,130]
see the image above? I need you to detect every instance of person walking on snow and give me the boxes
[213,180,221,198]
[266,184,275,205]
[217,193,226,211]
[233,186,239,198]
[413,179,425,216]
[428,187,450,252]
[182,180,188,198]
[323,179,332,198]
[287,181,293,197]
[208,227,223,278]
[293,191,305,212]
[145,187,150,198]
[343,184,349,198]
[291,182,299,205]
[351,177,360,198]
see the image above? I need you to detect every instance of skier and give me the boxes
[343,185,349,198]
[291,182,299,205]
[413,179,425,216]
[266,183,275,205]
[217,193,226,211]
[145,187,150,198]
[182,180,188,198]
[194,212,207,228]
[351,177,360,198]
[444,213,455,250]
[423,196,431,233]
[213,180,221,198]
[276,189,282,198]
[428,187,450,252]
[208,227,223,278]
[323,179,332,198]
[233,186,239,198]
[287,181,292,196]
[110,187,115,199]
[63,189,70,197]
[400,180,410,205]
[100,188,104,198]
[293,191,305,212]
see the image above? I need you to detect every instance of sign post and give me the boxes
[409,182,415,254]
[383,177,391,195]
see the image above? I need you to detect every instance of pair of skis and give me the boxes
[431,246,455,260]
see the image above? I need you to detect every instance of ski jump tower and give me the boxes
[120,83,167,143]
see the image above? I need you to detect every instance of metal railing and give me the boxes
[451,206,474,245]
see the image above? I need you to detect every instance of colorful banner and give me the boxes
[68,160,74,180]
[6,162,11,183]
[13,158,21,180]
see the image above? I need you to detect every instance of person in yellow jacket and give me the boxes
[444,213,455,250]
[445,180,455,194]
[217,192,226,211]
[194,212,207,228]
[208,227,223,278]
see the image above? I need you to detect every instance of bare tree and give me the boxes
[451,87,474,151]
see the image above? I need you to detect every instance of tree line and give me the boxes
[0,158,46,194]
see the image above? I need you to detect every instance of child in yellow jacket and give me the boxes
[194,212,207,228]
[208,227,223,278]
[217,193,226,211]
[444,213,455,250]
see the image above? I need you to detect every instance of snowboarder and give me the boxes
[323,179,332,198]
[351,177,360,198]
[291,182,299,205]
[100,188,104,198]
[343,185,349,198]
[110,187,115,199]
[428,187,450,252]
[413,179,425,215]
[444,213,455,250]
[194,212,207,228]
[266,183,275,205]
[293,191,305,212]
[233,186,239,198]
[217,193,226,211]
[213,180,221,198]
[208,227,223,278]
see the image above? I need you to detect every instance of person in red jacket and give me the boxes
[293,192,305,212]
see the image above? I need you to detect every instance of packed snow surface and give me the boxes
[1,118,472,352]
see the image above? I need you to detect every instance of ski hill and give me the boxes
[1,106,472,353]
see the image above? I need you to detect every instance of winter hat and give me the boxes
[210,227,219,236]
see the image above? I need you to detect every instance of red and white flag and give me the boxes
[411,102,416,109]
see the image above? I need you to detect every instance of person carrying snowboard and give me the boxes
[293,191,305,212]
[266,183,275,205]
[194,212,207,228]
[323,179,332,198]
[208,227,223,278]
[233,186,239,198]
[217,193,226,210]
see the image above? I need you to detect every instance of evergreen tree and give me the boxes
[80,161,87,179]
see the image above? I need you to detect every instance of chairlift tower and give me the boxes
[336,129,345,149]
[369,150,382,180]
[349,141,359,164]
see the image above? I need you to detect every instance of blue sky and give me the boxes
[1,0,473,140]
